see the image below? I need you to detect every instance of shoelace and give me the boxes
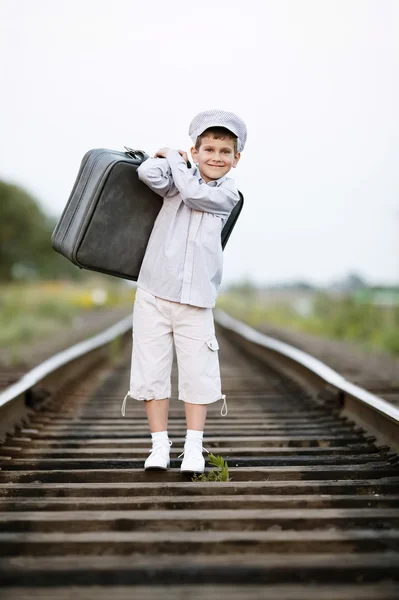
[149,439,173,457]
[178,442,209,460]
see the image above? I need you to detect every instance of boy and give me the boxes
[121,109,247,473]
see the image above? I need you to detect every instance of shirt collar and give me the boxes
[191,165,227,187]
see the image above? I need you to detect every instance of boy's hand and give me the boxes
[177,149,189,164]
[154,147,169,159]
[154,148,189,164]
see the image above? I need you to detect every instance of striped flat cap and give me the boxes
[189,109,247,152]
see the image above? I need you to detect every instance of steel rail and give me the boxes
[214,309,399,451]
[0,315,132,410]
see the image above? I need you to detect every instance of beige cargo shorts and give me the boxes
[122,287,227,416]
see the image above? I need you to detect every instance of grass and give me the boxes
[192,453,231,482]
[2,281,398,364]
[0,280,135,355]
[217,291,399,356]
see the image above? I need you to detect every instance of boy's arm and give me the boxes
[137,157,174,197]
[166,149,239,218]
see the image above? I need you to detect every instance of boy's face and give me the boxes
[190,135,241,183]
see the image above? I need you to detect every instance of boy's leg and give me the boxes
[173,303,223,409]
[184,402,207,431]
[173,303,224,473]
[127,288,174,469]
[181,400,209,474]
[128,287,173,406]
[145,398,170,433]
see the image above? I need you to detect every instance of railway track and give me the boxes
[0,311,398,599]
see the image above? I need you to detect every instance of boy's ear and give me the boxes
[232,152,241,168]
[190,146,198,164]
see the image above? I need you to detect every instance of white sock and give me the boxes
[151,431,169,443]
[186,429,203,442]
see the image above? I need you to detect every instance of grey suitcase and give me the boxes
[51,147,244,281]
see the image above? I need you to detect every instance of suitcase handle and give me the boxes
[125,145,192,169]
[124,147,147,161]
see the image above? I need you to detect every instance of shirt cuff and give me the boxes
[166,148,187,169]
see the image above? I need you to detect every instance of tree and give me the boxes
[0,180,81,281]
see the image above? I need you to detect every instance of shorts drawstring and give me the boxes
[220,394,228,417]
[121,391,131,417]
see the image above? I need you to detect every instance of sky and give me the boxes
[0,0,398,288]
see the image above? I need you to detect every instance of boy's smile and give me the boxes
[191,136,240,184]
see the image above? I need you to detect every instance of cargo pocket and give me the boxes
[205,335,220,378]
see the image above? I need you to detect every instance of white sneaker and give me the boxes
[144,439,172,470]
[179,440,209,474]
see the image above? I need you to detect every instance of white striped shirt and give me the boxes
[136,149,240,308]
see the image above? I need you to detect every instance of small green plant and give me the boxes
[192,453,230,482]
